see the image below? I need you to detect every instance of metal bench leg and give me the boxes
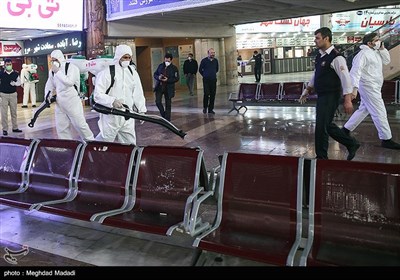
[228,103,240,114]
[238,106,248,114]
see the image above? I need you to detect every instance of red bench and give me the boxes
[228,83,260,114]
[301,159,400,266]
[381,80,399,104]
[0,137,36,195]
[258,82,282,102]
[100,146,211,236]
[0,139,83,210]
[281,82,306,102]
[192,152,304,265]
[35,141,137,222]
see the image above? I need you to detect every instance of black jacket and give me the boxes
[183,59,198,75]
[153,62,180,98]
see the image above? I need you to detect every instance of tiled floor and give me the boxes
[1,71,399,266]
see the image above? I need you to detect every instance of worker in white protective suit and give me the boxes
[20,64,37,108]
[93,44,147,145]
[44,49,94,141]
[342,32,400,150]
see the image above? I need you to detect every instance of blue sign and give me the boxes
[106,0,210,21]
[122,0,185,12]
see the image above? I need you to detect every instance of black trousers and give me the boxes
[254,66,262,82]
[202,78,217,112]
[155,87,172,121]
[315,92,355,159]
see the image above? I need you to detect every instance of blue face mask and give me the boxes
[5,65,12,71]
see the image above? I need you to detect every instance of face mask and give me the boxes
[373,40,381,50]
[121,61,130,68]
[52,61,60,68]
[165,61,171,67]
[5,65,12,71]
[188,57,192,60]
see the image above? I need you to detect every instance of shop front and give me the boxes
[23,32,85,102]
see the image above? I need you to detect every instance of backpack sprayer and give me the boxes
[28,55,186,138]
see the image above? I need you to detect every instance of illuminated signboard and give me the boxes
[0,0,84,31]
[0,41,24,57]
[122,0,185,11]
[24,32,83,56]
[106,0,236,21]
[236,16,321,33]
[332,9,399,32]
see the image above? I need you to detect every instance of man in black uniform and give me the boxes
[299,27,360,160]
[250,50,262,83]
[183,53,198,96]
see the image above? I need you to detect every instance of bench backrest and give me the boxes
[0,137,36,193]
[75,141,136,207]
[281,82,305,101]
[238,83,259,101]
[196,152,304,265]
[221,152,302,236]
[134,146,205,217]
[301,159,400,266]
[258,83,281,101]
[381,80,398,104]
[28,139,83,197]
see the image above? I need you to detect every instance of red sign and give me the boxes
[3,43,22,53]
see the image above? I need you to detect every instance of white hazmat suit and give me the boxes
[44,50,94,141]
[94,45,147,145]
[21,64,37,107]
[344,44,391,140]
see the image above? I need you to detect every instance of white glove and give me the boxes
[51,63,60,73]
[299,88,309,104]
[351,88,358,100]
[10,81,17,86]
[112,99,124,108]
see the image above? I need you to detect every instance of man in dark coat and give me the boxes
[153,53,179,121]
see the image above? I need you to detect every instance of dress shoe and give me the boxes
[3,130,7,136]
[347,140,360,161]
[381,139,400,150]
[208,110,216,114]
[21,105,28,108]
[203,108,207,114]
[12,129,22,133]
[32,105,37,108]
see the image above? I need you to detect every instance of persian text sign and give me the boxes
[106,0,235,21]
[332,9,399,32]
[24,32,83,56]
[122,0,185,11]
[0,41,24,57]
[236,16,320,33]
[0,0,83,31]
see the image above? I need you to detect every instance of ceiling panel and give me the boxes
[108,0,399,26]
[0,0,398,41]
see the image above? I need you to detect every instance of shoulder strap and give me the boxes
[105,64,115,95]
[104,64,134,95]
[127,65,133,75]
[65,62,70,75]
[64,62,78,92]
